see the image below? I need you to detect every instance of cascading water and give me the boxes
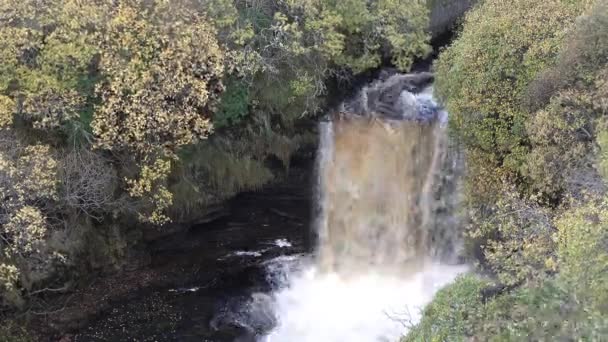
[260,72,468,342]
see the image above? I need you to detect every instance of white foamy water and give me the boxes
[273,239,292,248]
[262,262,466,342]
[219,250,267,260]
[168,286,203,294]
[220,239,293,260]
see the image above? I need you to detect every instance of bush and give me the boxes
[435,0,591,203]
[406,3,608,341]
[524,1,608,198]
[435,0,606,280]
[556,200,608,311]
[214,78,250,129]
[405,271,608,341]
[474,185,555,286]
[92,1,225,158]
[404,275,489,342]
[0,0,434,314]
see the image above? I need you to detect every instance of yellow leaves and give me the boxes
[437,0,588,117]
[544,256,558,272]
[204,0,239,28]
[89,4,224,225]
[290,73,316,99]
[94,4,223,158]
[0,95,14,127]
[102,3,158,74]
[5,206,47,255]
[0,140,60,307]
[148,187,173,225]
[333,0,370,32]
[126,159,173,225]
[467,181,555,285]
[462,0,608,287]
[268,0,428,73]
[376,0,430,71]
[271,12,309,56]
[0,143,58,204]
[555,200,608,307]
[0,0,109,141]
[435,0,593,217]
[22,89,83,130]
[0,264,19,291]
[0,263,21,307]
[230,23,255,46]
[16,145,58,201]
[91,3,227,224]
[127,159,171,198]
[305,10,345,59]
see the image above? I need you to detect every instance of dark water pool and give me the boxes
[73,183,313,342]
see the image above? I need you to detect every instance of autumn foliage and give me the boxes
[0,0,432,310]
[406,0,608,339]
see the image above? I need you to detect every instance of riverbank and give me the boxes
[7,162,312,341]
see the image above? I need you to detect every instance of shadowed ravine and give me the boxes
[73,73,467,342]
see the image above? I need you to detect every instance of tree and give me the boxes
[91,1,227,224]
[0,0,109,135]
[435,0,592,202]
[93,1,225,158]
[0,137,63,308]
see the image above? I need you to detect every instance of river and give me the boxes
[73,180,313,341]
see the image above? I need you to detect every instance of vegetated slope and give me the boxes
[0,0,436,330]
[405,0,608,340]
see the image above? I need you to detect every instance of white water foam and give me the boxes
[273,239,293,248]
[219,250,267,260]
[261,262,467,342]
[220,239,293,261]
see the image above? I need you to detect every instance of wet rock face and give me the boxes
[340,72,436,121]
[429,0,475,37]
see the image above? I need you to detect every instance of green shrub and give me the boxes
[475,186,555,286]
[214,79,250,129]
[524,1,608,198]
[556,200,608,311]
[435,0,606,282]
[480,279,606,341]
[435,0,591,202]
[406,3,608,341]
[404,275,489,342]
[405,273,608,341]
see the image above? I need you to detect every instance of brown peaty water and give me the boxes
[316,115,445,276]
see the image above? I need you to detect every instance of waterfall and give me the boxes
[262,73,468,342]
[316,117,441,275]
